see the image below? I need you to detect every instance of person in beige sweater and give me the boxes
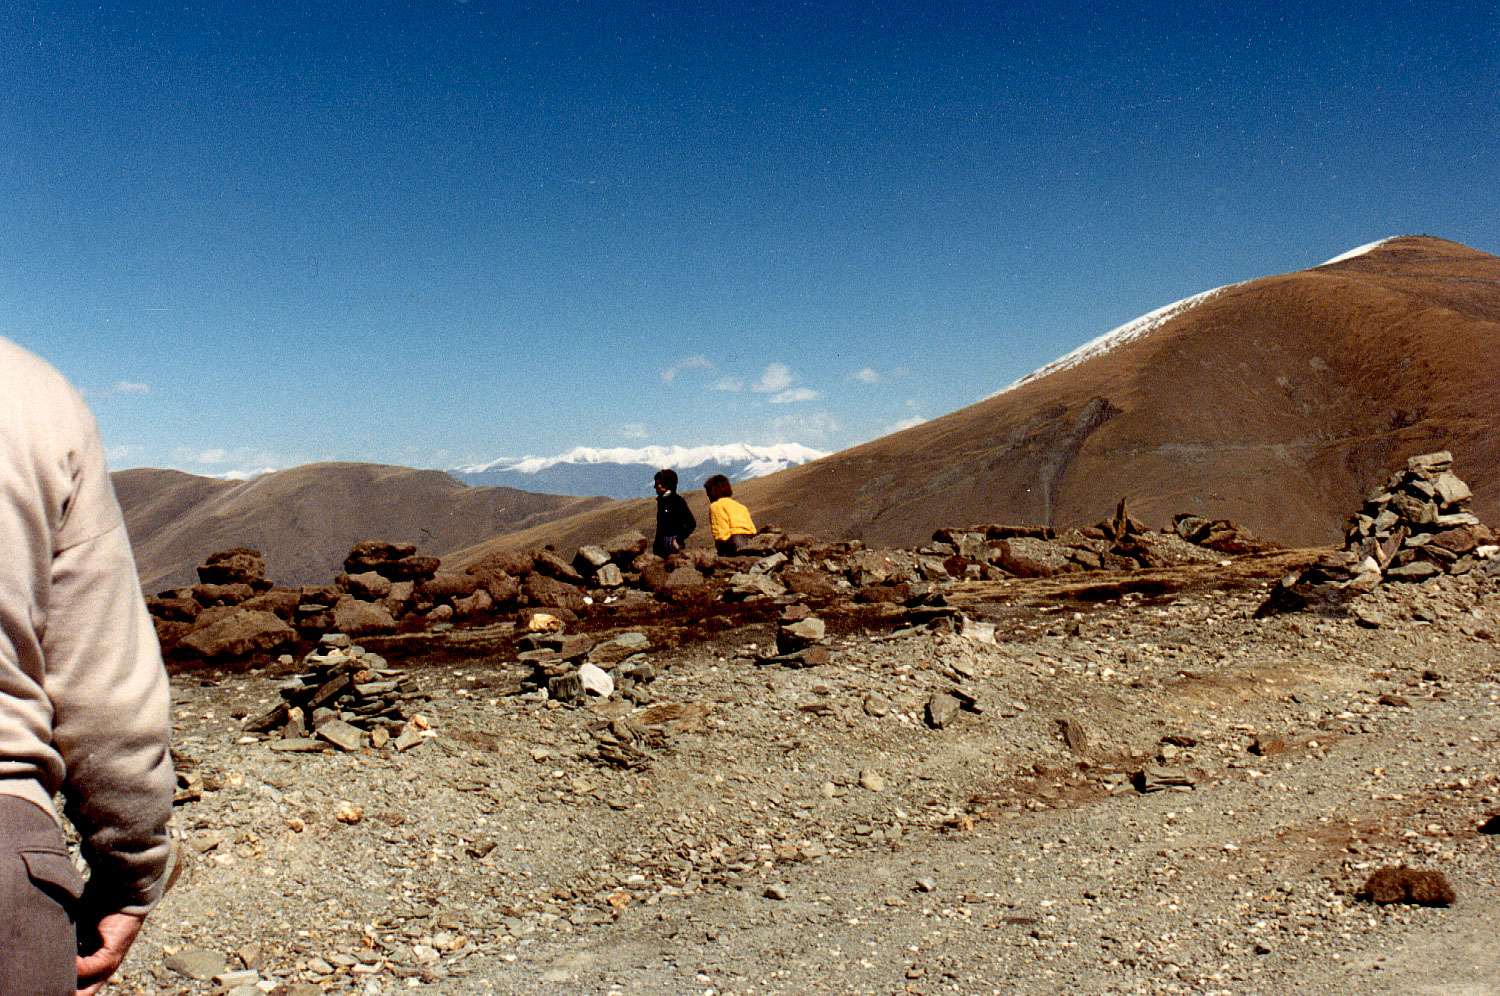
[0,336,174,995]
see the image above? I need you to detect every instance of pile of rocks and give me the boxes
[240,634,430,752]
[508,618,659,708]
[1259,452,1497,615]
[147,543,513,661]
[926,500,1262,581]
[148,505,1265,664]
[1344,451,1495,581]
[762,605,830,667]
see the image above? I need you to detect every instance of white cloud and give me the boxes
[712,376,743,392]
[881,415,927,434]
[168,445,297,479]
[752,363,795,393]
[660,355,715,384]
[769,387,819,404]
[851,367,881,385]
[87,381,151,398]
[617,422,650,441]
[766,411,840,443]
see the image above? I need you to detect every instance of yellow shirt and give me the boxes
[709,497,756,541]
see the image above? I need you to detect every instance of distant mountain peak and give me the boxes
[453,442,827,498]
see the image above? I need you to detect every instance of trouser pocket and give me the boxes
[1,800,82,995]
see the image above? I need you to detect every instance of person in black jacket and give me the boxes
[652,468,696,558]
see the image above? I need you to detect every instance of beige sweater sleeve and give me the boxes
[0,338,174,917]
[47,522,175,917]
[48,402,174,917]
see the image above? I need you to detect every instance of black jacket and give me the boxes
[655,491,696,541]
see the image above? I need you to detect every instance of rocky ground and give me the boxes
[105,549,1500,996]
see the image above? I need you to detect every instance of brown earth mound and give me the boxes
[115,462,609,589]
[462,235,1500,561]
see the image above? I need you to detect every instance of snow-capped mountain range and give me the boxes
[452,443,827,498]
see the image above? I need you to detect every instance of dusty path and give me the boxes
[126,558,1500,996]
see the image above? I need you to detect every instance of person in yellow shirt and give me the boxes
[705,474,756,556]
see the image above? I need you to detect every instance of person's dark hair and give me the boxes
[704,474,733,501]
[653,468,678,491]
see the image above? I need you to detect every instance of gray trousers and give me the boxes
[0,795,82,996]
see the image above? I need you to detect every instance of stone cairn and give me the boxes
[241,633,430,753]
[1259,451,1496,615]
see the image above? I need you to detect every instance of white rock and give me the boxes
[578,663,615,698]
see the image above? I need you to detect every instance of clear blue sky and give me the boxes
[3,2,1496,478]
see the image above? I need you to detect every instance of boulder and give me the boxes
[338,571,392,601]
[523,574,588,612]
[467,567,521,605]
[153,618,192,648]
[1406,450,1452,476]
[572,545,612,574]
[472,550,535,576]
[726,572,787,601]
[196,548,267,587]
[603,530,650,562]
[782,570,840,600]
[638,562,670,592]
[577,663,615,698]
[179,609,296,660]
[587,632,650,666]
[854,582,909,604]
[517,607,573,631]
[630,552,665,574]
[418,572,480,599]
[189,605,242,632]
[146,596,200,623]
[330,596,397,636]
[989,537,1073,577]
[343,541,417,574]
[594,563,625,588]
[241,588,301,621]
[777,615,826,655]
[453,588,493,618]
[532,550,584,583]
[378,555,441,582]
[299,583,341,606]
[191,583,254,607]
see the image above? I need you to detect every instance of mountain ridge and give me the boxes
[116,235,1500,585]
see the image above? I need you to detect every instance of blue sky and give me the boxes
[3,2,1496,478]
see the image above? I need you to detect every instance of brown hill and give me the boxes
[454,235,1500,562]
[114,463,609,590]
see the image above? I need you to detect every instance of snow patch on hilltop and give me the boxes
[989,239,1402,402]
[990,284,1233,400]
[1318,237,1398,267]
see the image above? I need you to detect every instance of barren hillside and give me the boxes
[463,235,1500,561]
[115,463,609,590]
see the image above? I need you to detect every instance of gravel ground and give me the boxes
[110,552,1500,996]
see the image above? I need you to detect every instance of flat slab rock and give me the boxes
[1134,765,1198,792]
[164,947,228,980]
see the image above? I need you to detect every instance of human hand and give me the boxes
[76,912,147,996]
